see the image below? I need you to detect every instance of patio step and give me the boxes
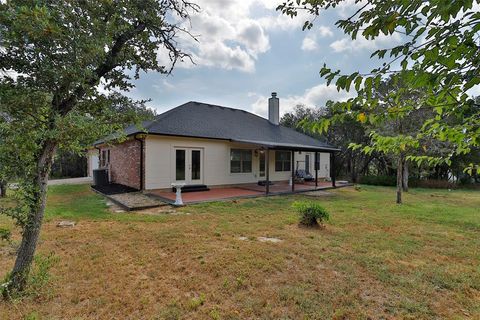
[172,184,210,193]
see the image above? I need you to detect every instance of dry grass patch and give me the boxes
[0,184,479,319]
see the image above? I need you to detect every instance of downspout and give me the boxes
[134,135,144,191]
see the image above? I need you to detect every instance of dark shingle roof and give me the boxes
[97,101,338,151]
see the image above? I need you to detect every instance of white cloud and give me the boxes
[237,19,270,57]
[153,79,175,92]
[318,26,334,37]
[257,10,313,32]
[301,25,334,52]
[166,0,282,73]
[249,84,355,117]
[330,33,402,53]
[196,41,256,73]
[163,0,321,72]
[335,0,369,19]
[301,35,318,51]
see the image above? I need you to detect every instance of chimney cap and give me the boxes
[271,92,277,97]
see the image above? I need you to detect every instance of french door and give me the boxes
[175,148,203,184]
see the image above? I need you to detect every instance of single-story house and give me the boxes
[88,93,339,194]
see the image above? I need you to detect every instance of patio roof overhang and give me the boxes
[230,138,340,152]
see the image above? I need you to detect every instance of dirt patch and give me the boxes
[302,190,335,197]
[257,236,283,243]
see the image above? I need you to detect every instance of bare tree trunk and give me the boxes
[396,156,403,204]
[402,159,409,192]
[5,140,57,295]
[0,180,6,198]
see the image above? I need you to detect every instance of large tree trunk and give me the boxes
[0,180,6,198]
[5,140,57,295]
[396,156,403,204]
[402,159,409,192]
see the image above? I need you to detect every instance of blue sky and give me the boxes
[128,0,403,117]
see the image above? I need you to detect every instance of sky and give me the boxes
[128,0,404,118]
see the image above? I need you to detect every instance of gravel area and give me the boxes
[107,192,167,210]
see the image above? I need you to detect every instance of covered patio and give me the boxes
[147,180,337,204]
[147,140,340,204]
[230,140,339,195]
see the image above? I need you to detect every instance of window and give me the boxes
[175,149,186,180]
[275,151,291,172]
[230,149,252,173]
[100,149,110,167]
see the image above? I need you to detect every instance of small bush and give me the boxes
[359,175,396,186]
[0,227,11,243]
[409,178,457,189]
[188,293,205,310]
[292,201,330,227]
[360,175,468,189]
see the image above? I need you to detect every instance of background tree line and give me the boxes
[280,76,480,193]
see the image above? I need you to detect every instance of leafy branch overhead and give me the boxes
[278,0,480,172]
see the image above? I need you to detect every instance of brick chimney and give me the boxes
[268,92,279,125]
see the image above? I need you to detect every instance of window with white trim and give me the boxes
[275,151,291,172]
[230,149,252,173]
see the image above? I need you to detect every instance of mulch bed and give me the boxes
[91,183,138,195]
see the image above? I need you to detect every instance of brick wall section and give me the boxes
[102,139,142,190]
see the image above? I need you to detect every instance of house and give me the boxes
[88,93,339,195]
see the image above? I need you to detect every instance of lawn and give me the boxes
[0,184,479,319]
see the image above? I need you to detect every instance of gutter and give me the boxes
[134,134,144,191]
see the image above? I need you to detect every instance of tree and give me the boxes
[281,104,373,183]
[0,112,16,198]
[0,0,198,295]
[280,104,323,138]
[278,0,480,174]
[326,72,453,203]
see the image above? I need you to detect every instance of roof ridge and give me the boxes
[188,100,281,124]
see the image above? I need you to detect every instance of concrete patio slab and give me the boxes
[147,187,264,204]
[146,180,347,205]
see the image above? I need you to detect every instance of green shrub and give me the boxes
[187,293,206,310]
[292,201,330,227]
[0,227,11,243]
[409,178,458,189]
[359,175,396,186]
[360,175,469,189]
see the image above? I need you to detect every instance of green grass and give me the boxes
[43,184,169,223]
[0,184,479,319]
[44,184,109,220]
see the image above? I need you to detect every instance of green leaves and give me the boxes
[278,0,480,172]
[0,1,195,230]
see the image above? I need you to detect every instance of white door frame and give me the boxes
[173,147,204,185]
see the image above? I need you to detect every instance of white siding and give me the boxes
[293,152,330,178]
[144,135,331,190]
